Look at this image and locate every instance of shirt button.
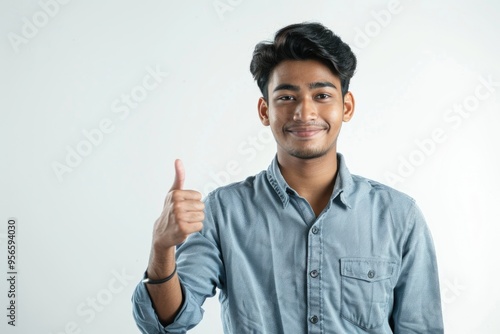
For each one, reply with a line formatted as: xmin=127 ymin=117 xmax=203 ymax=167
xmin=367 ymin=270 xmax=375 ymax=279
xmin=309 ymin=315 xmax=319 ymax=324
xmin=310 ymin=270 xmax=319 ymax=278
xmin=311 ymin=226 xmax=319 ymax=234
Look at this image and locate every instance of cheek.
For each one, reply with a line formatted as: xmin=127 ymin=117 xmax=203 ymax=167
xmin=267 ymin=110 xmax=281 ymax=125
xmin=270 ymin=114 xmax=288 ymax=130
xmin=267 ymin=116 xmax=285 ymax=136
xmin=270 ymin=106 xmax=291 ymax=120
xmin=324 ymin=107 xmax=344 ymax=121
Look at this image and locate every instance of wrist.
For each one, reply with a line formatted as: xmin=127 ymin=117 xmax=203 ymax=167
xmin=143 ymin=264 xmax=177 ymax=284
xmin=151 ymin=238 xmax=176 ymax=256
xmin=147 ymin=243 xmax=176 ymax=277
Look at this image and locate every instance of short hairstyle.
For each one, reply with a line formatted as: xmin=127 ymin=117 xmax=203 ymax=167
xmin=250 ymin=22 xmax=357 ymax=100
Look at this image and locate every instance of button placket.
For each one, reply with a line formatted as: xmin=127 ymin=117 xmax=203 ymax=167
xmin=307 ymin=221 xmax=322 ymax=332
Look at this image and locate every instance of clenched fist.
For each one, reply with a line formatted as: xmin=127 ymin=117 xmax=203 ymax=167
xmin=152 ymin=159 xmax=205 ymax=251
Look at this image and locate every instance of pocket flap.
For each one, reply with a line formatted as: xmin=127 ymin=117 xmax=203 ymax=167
xmin=341 ymin=258 xmax=396 ymax=282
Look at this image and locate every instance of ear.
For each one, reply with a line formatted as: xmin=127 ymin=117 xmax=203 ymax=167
xmin=342 ymin=91 xmax=355 ymax=122
xmin=258 ymin=97 xmax=270 ymax=126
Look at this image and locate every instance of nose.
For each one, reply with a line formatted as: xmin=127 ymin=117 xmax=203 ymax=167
xmin=293 ymin=97 xmax=317 ymax=122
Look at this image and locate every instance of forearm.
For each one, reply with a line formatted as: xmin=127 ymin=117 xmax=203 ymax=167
xmin=145 ymin=246 xmax=183 ymax=326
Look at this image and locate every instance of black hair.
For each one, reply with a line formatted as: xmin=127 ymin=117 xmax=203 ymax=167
xmin=250 ymin=22 xmax=357 ymax=100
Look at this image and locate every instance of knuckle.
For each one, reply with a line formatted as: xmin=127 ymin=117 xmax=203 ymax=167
xmin=177 ymin=223 xmax=190 ymax=235
xmin=171 ymin=190 xmax=183 ymax=200
xmin=176 ymin=212 xmax=188 ymax=222
xmin=172 ymin=201 xmax=184 ymax=212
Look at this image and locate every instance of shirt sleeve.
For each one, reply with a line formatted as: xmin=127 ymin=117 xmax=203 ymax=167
xmin=131 ymin=279 xmax=203 ymax=334
xmin=390 ymin=202 xmax=444 ymax=333
xmin=131 ymin=194 xmax=225 ymax=333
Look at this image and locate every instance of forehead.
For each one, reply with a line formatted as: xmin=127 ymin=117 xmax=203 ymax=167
xmin=268 ymin=59 xmax=340 ymax=87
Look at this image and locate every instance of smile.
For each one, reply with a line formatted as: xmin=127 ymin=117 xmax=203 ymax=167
xmin=285 ymin=127 xmax=326 ymax=138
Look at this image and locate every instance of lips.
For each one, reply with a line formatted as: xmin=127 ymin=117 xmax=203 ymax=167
xmin=285 ymin=125 xmax=327 ymax=138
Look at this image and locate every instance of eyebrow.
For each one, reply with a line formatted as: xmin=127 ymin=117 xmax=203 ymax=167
xmin=309 ymin=81 xmax=337 ymax=90
xmin=273 ymin=81 xmax=337 ymax=92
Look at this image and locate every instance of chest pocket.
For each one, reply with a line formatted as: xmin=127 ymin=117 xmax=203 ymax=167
xmin=340 ymin=257 xmax=397 ymax=330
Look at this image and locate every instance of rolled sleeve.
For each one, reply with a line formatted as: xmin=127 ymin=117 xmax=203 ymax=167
xmin=390 ymin=202 xmax=444 ymax=333
xmin=131 ymin=279 xmax=204 ymax=334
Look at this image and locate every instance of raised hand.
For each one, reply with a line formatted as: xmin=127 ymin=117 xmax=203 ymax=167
xmin=152 ymin=159 xmax=205 ymax=251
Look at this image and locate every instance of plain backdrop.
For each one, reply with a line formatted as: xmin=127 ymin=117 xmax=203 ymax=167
xmin=1 ymin=0 xmax=499 ymax=333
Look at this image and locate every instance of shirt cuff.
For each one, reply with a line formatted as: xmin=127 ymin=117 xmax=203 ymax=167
xmin=131 ymin=279 xmax=203 ymax=334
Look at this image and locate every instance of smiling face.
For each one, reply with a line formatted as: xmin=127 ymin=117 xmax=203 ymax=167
xmin=258 ymin=59 xmax=355 ymax=162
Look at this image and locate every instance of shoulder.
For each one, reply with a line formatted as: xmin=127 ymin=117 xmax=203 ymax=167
xmin=353 ymin=174 xmax=413 ymax=199
xmin=204 ymin=170 xmax=267 ymax=203
xmin=348 ymin=175 xmax=427 ymax=238
xmin=349 ymin=174 xmax=417 ymax=213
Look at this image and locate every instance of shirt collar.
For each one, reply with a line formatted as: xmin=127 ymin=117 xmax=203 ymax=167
xmin=266 ymin=153 xmax=354 ymax=209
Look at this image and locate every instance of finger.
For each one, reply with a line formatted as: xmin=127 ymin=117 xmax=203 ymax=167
xmin=177 ymin=200 xmax=205 ymax=212
xmin=170 ymin=159 xmax=185 ymax=191
xmin=171 ymin=201 xmax=204 ymax=217
xmin=178 ymin=221 xmax=204 ymax=235
xmin=175 ymin=211 xmax=205 ymax=223
xmin=171 ymin=190 xmax=203 ymax=201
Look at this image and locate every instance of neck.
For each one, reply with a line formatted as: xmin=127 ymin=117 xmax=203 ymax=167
xmin=277 ymin=151 xmax=339 ymax=215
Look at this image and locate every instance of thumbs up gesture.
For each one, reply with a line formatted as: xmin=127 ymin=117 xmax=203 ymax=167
xmin=152 ymin=159 xmax=205 ymax=251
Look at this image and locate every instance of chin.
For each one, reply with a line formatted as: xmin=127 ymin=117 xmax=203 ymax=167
xmin=289 ymin=149 xmax=328 ymax=160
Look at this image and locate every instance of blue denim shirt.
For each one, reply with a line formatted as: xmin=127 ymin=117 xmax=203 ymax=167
xmin=132 ymin=153 xmax=443 ymax=333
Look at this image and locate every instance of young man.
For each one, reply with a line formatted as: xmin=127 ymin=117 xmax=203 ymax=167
xmin=132 ymin=22 xmax=444 ymax=333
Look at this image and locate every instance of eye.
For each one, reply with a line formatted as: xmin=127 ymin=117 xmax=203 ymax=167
xmin=278 ymin=95 xmax=295 ymax=101
xmin=316 ymin=93 xmax=331 ymax=100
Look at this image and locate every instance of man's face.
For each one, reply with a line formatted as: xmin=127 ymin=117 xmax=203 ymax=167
xmin=258 ymin=59 xmax=355 ymax=161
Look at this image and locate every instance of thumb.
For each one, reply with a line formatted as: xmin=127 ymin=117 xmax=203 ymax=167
xmin=170 ymin=159 xmax=185 ymax=191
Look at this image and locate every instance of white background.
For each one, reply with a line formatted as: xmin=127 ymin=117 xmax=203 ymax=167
xmin=1 ymin=0 xmax=499 ymax=333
